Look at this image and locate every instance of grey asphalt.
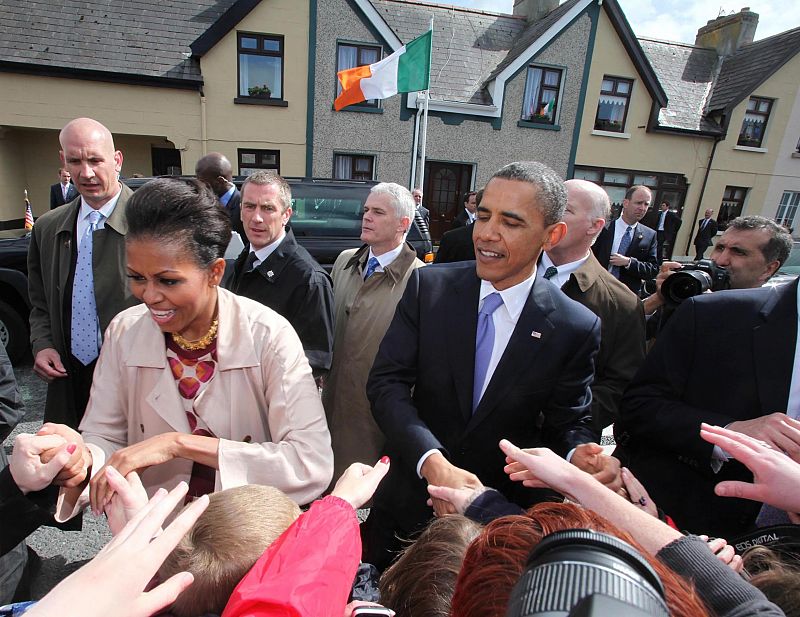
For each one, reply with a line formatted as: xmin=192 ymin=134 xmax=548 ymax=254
xmin=3 ymin=360 xmax=111 ymax=599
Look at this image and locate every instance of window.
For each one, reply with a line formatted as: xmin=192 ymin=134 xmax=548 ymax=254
xmin=238 ymin=33 xmax=283 ymax=101
xmin=719 ymin=186 xmax=748 ymax=229
xmin=521 ymin=66 xmax=562 ymax=124
xmin=334 ymin=154 xmax=374 ymax=181
xmin=738 ymin=96 xmax=772 ymax=147
xmin=337 ymin=43 xmax=381 ymax=106
xmin=238 ymin=149 xmax=280 ymax=176
xmin=776 ymin=191 xmax=800 ymax=229
xmin=594 ymin=76 xmax=633 ymax=132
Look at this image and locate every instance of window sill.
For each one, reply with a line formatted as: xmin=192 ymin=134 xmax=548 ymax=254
xmin=517 ymin=120 xmax=560 ymax=131
xmin=792 ymin=152 xmax=800 ymax=159
xmin=591 ymin=129 xmax=630 ymax=139
xmin=234 ymin=97 xmax=289 ymax=107
xmin=734 ymin=145 xmax=767 ymax=153
xmin=331 ymin=104 xmax=383 ymax=114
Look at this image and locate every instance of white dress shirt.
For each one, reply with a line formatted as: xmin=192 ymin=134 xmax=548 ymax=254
xmin=366 ymin=242 xmax=404 ymax=275
xmin=611 ymin=217 xmax=638 ymax=255
xmin=248 ymin=229 xmax=286 ymax=270
xmin=417 ymin=270 xmax=537 ymax=476
xmin=539 ymin=251 xmax=590 ymax=289
xmin=76 ymin=191 xmax=121 ymax=249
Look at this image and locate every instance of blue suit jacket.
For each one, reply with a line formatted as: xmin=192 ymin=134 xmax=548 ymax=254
xmin=592 ymin=220 xmax=659 ymax=296
xmin=365 ymin=262 xmax=600 ymax=553
xmin=615 ymin=280 xmax=798 ymax=538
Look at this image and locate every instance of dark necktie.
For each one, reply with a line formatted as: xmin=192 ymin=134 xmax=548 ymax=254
xmin=473 ymin=293 xmax=504 ymax=412
xmin=611 ymin=226 xmax=632 ymax=279
xmin=243 ymin=251 xmax=258 ymax=273
xmin=543 ymin=266 xmax=558 ymax=280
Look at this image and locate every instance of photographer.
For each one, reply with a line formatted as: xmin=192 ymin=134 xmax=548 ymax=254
xmin=642 ymin=216 xmax=792 ymax=336
xmin=615 ymin=224 xmax=797 ymax=537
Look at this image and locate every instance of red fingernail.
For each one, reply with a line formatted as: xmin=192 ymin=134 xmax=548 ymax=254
xmin=67 ymin=444 xmax=77 ymax=454
xmin=379 ymin=455 xmax=390 ymax=465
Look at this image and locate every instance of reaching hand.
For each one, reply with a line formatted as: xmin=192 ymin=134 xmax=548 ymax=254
xmin=9 ymin=433 xmax=75 ymax=494
xmin=725 ymin=413 xmax=800 ymax=462
xmin=420 ymin=453 xmax=481 ymax=516
xmin=500 ymin=439 xmax=585 ymax=501
xmin=620 ymin=467 xmax=658 ymax=518
xmin=103 ymin=467 xmax=150 ymax=536
xmin=569 ymin=443 xmax=624 ymax=495
xmin=701 ymin=423 xmax=800 ymax=514
xmin=699 ymin=535 xmax=743 ymax=573
xmin=331 ymin=457 xmax=391 ymax=509
xmin=426 ymin=484 xmax=487 ymax=515
xmin=26 ymin=482 xmax=208 ymax=617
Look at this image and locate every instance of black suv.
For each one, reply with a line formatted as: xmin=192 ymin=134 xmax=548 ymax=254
xmin=0 ymin=234 xmax=31 ymax=364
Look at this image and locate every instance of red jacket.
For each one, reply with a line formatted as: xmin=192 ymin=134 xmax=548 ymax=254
xmin=222 ymin=495 xmax=360 ymax=617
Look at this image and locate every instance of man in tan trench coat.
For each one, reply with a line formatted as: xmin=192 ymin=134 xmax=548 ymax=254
xmin=322 ymin=183 xmax=424 ymax=483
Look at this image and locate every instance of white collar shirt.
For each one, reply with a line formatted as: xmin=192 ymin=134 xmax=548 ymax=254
xmin=611 ymin=217 xmax=638 ymax=255
xmin=76 ymin=189 xmax=121 ymax=249
xmin=249 ymin=229 xmax=287 ymax=270
xmin=539 ymin=252 xmax=590 ymax=289
xmin=366 ymin=243 xmax=404 ymax=275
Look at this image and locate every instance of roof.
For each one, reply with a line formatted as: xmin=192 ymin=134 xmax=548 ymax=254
xmin=371 ymin=0 xmax=526 ymax=104
xmin=0 ymin=0 xmax=238 ymax=86
xmin=639 ymin=38 xmax=722 ymax=134
xmin=707 ymin=25 xmax=800 ymax=113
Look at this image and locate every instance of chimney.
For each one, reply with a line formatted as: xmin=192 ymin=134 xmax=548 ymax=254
xmin=695 ymin=7 xmax=759 ymax=56
xmin=513 ymin=0 xmax=558 ymax=22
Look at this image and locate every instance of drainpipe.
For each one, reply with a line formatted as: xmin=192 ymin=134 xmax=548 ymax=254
xmin=200 ymin=90 xmax=208 ymax=156
xmin=686 ymin=135 xmax=720 ymax=255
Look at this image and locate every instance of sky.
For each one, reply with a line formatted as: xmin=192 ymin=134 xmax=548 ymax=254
xmin=439 ymin=0 xmax=800 ymax=43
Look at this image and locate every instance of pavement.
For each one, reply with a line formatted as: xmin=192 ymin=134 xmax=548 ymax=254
xmin=3 ymin=360 xmax=111 ymax=600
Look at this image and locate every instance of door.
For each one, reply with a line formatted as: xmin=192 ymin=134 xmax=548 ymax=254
xmin=423 ymin=161 xmax=473 ymax=241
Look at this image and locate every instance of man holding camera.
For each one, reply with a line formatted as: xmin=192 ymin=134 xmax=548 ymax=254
xmin=615 ymin=216 xmax=793 ymax=538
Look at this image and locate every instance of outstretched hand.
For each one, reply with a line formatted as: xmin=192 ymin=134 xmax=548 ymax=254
xmin=701 ymin=423 xmax=800 ymax=514
xmin=501 ymin=439 xmax=585 ymax=501
xmin=26 ymin=482 xmax=208 ymax=617
xmin=570 ymin=443 xmax=624 ymax=494
xmin=103 ymin=467 xmax=150 ymax=536
xmin=331 ymin=457 xmax=391 ymax=509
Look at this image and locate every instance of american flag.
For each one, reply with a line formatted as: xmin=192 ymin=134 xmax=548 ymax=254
xmin=24 ymin=190 xmax=34 ymax=230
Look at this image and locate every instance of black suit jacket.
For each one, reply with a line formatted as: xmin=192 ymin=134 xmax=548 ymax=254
xmin=49 ymin=182 xmax=78 ymax=210
xmin=592 ymin=220 xmax=658 ymax=296
xmin=451 ymin=209 xmax=471 ymax=229
xmin=615 ymin=280 xmax=798 ymax=538
xmin=435 ymin=223 xmax=474 ymax=263
xmin=366 ymin=263 xmax=600 ymax=559
xmin=224 ymin=188 xmax=246 ymax=238
xmin=225 ymin=229 xmax=334 ymax=376
xmin=694 ymin=218 xmax=718 ymax=249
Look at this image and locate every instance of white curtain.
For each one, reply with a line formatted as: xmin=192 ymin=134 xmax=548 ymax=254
xmin=337 ymin=45 xmax=358 ymax=95
xmin=522 ymin=68 xmax=542 ymax=119
xmin=334 ymin=155 xmax=352 ymax=180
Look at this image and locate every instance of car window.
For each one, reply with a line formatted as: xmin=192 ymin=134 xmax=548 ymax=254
xmin=291 ymin=195 xmax=364 ymax=237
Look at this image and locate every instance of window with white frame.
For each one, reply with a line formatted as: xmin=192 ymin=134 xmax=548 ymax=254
xmin=776 ymin=191 xmax=800 ymax=229
xmin=521 ymin=66 xmax=562 ymax=124
xmin=334 ymin=154 xmax=374 ymax=181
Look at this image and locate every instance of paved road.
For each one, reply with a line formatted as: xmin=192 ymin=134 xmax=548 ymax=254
xmin=3 ymin=360 xmax=111 ymax=599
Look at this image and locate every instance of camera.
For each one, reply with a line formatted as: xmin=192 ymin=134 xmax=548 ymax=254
xmin=505 ymin=529 xmax=668 ymax=617
xmin=660 ymin=259 xmax=730 ymax=306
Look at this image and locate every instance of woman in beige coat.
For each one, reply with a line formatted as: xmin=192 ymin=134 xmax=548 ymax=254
xmin=50 ymin=178 xmax=332 ymax=518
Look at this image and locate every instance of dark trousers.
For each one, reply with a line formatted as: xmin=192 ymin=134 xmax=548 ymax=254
xmin=68 ymin=354 xmax=97 ymax=427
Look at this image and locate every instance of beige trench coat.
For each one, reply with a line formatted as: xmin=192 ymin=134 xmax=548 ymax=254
xmin=322 ymin=243 xmax=424 ymax=481
xmin=58 ymin=288 xmax=332 ymax=519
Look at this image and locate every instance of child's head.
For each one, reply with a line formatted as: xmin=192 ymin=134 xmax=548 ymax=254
xmin=160 ymin=484 xmax=301 ymax=617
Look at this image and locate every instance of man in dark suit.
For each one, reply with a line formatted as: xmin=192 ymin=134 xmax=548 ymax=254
xmin=541 ymin=180 xmax=645 ymax=431
xmin=592 ymin=185 xmax=658 ymax=296
xmin=451 ymin=190 xmax=477 ymax=229
xmin=694 ymin=208 xmax=719 ymax=259
xmin=49 ymin=168 xmax=78 ymax=210
xmin=226 ymin=172 xmax=334 ymax=378
xmin=655 ymin=201 xmax=682 ymax=261
xmin=412 ymin=188 xmax=429 ymax=227
xmin=435 ymin=223 xmax=474 ymax=263
xmin=28 ymin=118 xmax=138 ymax=428
xmin=615 ymin=276 xmax=798 ymax=539
xmin=195 ymin=152 xmax=246 ymax=238
xmin=364 ymin=162 xmax=608 ymax=570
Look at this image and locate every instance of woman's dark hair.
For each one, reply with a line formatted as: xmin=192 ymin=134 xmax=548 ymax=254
xmin=126 ymin=178 xmax=231 ymax=268
xmin=744 ymin=546 xmax=800 ymax=617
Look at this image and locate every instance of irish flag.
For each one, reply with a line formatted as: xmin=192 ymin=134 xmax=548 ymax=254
xmin=334 ymin=30 xmax=432 ymax=111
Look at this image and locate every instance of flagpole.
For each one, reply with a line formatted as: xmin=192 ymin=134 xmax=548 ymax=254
xmin=416 ymin=16 xmax=434 ymax=195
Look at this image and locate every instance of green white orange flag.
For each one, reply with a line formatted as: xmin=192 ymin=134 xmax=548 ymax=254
xmin=334 ymin=30 xmax=432 ymax=111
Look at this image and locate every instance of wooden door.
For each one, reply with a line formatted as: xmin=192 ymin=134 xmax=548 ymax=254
xmin=424 ymin=161 xmax=473 ymax=241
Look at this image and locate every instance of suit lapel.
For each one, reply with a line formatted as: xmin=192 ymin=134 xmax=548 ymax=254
xmin=625 ymin=227 xmax=643 ymax=257
xmin=445 ymin=272 xmax=481 ymax=422
xmin=753 ymin=281 xmax=797 ymax=414
xmin=466 ymin=280 xmax=556 ymax=432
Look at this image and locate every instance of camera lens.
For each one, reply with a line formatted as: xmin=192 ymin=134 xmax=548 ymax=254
xmin=662 ymin=270 xmax=712 ymax=305
xmin=505 ymin=529 xmax=668 ymax=617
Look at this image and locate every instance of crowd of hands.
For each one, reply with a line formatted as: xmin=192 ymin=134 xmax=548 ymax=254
xmin=8 ymin=421 xmax=800 ymax=617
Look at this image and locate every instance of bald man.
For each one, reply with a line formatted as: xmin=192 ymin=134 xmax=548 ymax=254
xmin=196 ymin=152 xmax=246 ymax=238
xmin=540 ymin=179 xmax=646 ymax=430
xmin=27 ymin=118 xmax=138 ymax=427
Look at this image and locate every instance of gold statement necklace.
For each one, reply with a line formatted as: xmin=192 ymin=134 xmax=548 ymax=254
xmin=171 ymin=317 xmax=219 ymax=351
